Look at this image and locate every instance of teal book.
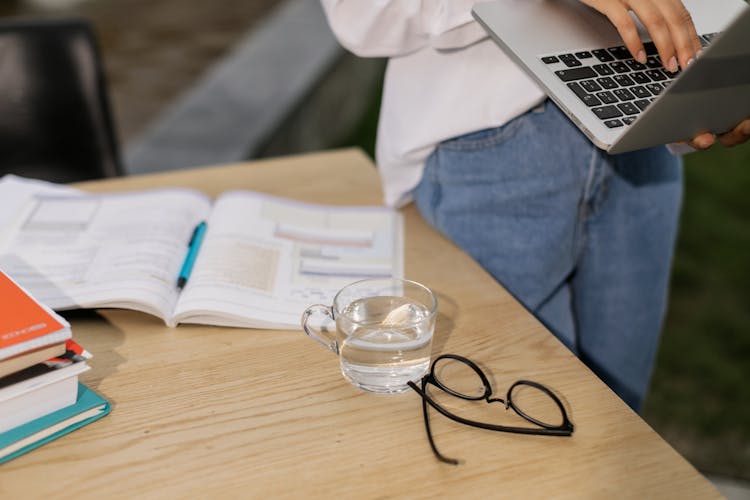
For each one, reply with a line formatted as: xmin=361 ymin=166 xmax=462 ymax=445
xmin=0 ymin=382 xmax=110 ymax=464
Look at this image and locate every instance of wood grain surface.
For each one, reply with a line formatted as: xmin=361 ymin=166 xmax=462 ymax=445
xmin=0 ymin=149 xmax=719 ymax=499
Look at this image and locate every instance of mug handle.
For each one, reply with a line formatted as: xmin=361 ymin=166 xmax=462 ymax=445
xmin=301 ymin=304 xmax=339 ymax=354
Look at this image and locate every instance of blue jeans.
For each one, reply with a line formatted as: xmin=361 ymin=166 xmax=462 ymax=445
xmin=413 ymin=101 xmax=682 ymax=411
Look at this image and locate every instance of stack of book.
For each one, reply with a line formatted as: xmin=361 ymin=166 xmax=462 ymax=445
xmin=0 ymin=270 xmax=109 ymax=464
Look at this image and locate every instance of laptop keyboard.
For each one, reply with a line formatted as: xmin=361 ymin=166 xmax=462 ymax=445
xmin=541 ymin=34 xmax=718 ymax=129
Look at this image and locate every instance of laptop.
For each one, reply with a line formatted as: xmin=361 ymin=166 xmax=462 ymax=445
xmin=472 ymin=0 xmax=750 ymax=153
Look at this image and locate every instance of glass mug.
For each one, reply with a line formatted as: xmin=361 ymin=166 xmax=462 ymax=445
xmin=301 ymin=278 xmax=438 ymax=394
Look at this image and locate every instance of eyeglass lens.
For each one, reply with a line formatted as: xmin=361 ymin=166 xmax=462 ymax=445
xmin=431 ymin=355 xmax=490 ymax=400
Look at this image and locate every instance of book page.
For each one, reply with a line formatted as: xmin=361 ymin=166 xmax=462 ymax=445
xmin=0 ymin=175 xmax=81 ymax=232
xmin=0 ymin=189 xmax=211 ymax=321
xmin=173 ymin=191 xmax=403 ymax=329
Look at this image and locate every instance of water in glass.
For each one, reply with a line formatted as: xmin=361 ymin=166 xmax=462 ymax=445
xmin=338 ymin=295 xmax=433 ymax=393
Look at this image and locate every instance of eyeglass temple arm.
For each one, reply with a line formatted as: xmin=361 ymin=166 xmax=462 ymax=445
xmin=412 ymin=380 xmax=461 ymax=465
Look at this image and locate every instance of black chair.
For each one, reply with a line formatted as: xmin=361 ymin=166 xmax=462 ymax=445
xmin=0 ymin=17 xmax=123 ymax=183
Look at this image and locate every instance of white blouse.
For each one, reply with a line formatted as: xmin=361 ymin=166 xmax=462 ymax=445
xmin=320 ymin=1 xmax=546 ymax=206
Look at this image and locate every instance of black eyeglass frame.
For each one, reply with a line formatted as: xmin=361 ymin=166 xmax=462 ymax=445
xmin=407 ymin=353 xmax=575 ymax=465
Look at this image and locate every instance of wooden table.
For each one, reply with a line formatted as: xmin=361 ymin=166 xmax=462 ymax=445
xmin=0 ymin=149 xmax=718 ymax=498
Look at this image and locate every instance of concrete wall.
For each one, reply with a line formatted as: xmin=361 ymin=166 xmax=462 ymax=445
xmin=124 ymin=0 xmax=385 ymax=175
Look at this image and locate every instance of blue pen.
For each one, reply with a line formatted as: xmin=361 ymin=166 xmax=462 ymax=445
xmin=177 ymin=221 xmax=207 ymax=289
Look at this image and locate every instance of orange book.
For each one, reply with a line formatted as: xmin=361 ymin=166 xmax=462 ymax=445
xmin=0 ymin=271 xmax=68 ymax=352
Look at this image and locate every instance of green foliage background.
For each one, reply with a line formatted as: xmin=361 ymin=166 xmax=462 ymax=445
xmin=643 ymin=142 xmax=750 ymax=479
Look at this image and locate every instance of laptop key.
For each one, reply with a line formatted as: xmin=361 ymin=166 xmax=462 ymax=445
xmin=643 ymin=41 xmax=658 ymax=56
xmin=593 ymin=63 xmax=614 ymax=76
xmin=592 ymin=49 xmax=614 ymax=62
xmin=580 ymin=80 xmax=602 ymax=92
xmin=646 ymin=83 xmax=663 ymax=95
xmin=566 ymin=82 xmax=588 ymax=99
xmin=607 ymin=46 xmax=631 ymax=60
xmin=610 ymin=61 xmax=630 ymax=73
xmin=575 ymin=51 xmax=593 ymax=59
xmin=567 ymin=83 xmax=602 ymax=107
xmin=645 ymin=69 xmax=667 ymax=81
xmin=604 ymin=119 xmax=624 ymax=128
xmin=592 ymin=105 xmax=623 ymax=119
xmin=596 ymin=76 xmax=618 ymax=89
xmin=581 ymin=94 xmax=602 ymax=107
xmin=622 ymin=116 xmax=638 ymax=125
xmin=631 ymin=72 xmax=651 ymax=84
xmin=634 ymin=99 xmax=651 ymax=111
xmin=614 ymin=74 xmax=636 ymax=86
xmin=625 ymin=59 xmax=647 ymax=71
xmin=541 ymin=56 xmax=560 ymax=64
xmin=646 ymin=56 xmax=662 ymax=68
xmin=559 ymin=53 xmax=581 ymax=67
xmin=617 ymin=102 xmax=640 ymax=115
xmin=555 ymin=67 xmax=597 ymax=81
xmin=613 ymin=88 xmax=636 ymax=101
xmin=596 ymin=91 xmax=618 ymax=104
xmin=631 ymin=86 xmax=651 ymax=99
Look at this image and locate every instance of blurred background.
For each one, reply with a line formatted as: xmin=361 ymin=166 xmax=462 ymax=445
xmin=1 ymin=0 xmax=747 ymax=490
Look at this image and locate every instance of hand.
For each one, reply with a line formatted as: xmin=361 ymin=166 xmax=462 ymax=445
xmin=581 ymin=0 xmax=750 ymax=150
xmin=580 ymin=0 xmax=701 ymax=72
xmin=687 ymin=118 xmax=750 ymax=149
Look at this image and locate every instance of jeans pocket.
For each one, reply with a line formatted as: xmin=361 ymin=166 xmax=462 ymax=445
xmin=438 ymin=116 xmax=525 ymax=152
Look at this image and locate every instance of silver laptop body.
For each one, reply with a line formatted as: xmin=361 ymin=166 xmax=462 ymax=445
xmin=472 ymin=0 xmax=750 ymax=153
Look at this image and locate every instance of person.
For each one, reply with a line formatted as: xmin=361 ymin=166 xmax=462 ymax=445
xmin=319 ymin=0 xmax=750 ymax=411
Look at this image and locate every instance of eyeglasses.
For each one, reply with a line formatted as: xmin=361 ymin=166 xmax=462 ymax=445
xmin=407 ymin=353 xmax=574 ymax=465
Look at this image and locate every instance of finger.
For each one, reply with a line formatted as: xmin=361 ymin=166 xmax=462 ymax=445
xmin=586 ymin=0 xmax=647 ymax=63
xmin=687 ymin=132 xmax=716 ymax=150
xmin=717 ymin=119 xmax=750 ymax=148
xmin=626 ymin=0 xmax=679 ymax=72
xmin=683 ymin=5 xmax=703 ymax=54
xmin=654 ymin=0 xmax=701 ymax=69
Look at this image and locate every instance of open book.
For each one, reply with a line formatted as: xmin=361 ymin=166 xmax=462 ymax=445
xmin=0 ymin=183 xmax=403 ymax=329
